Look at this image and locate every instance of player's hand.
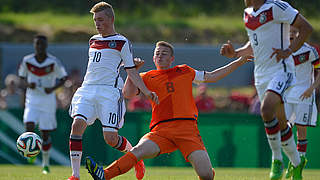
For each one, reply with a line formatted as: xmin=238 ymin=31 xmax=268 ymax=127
xmin=220 ymin=40 xmax=237 ymax=58
xmin=270 ymin=48 xmax=292 ymax=62
xmin=300 ymin=88 xmax=313 ymax=101
xmin=134 ymin=58 xmax=144 ymax=70
xmin=146 ymin=91 xmax=159 ymax=104
xmin=44 ymin=87 xmax=54 ymax=94
xmin=238 ymin=55 xmax=254 ymax=64
xmin=28 ymin=82 xmax=36 ymax=89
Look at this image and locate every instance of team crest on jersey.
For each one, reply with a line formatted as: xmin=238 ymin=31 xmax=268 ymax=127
xmin=299 ymin=55 xmax=306 ymax=63
xmin=108 ymin=41 xmax=117 ymax=48
xmin=293 ymin=51 xmax=310 ymax=66
xmin=245 ymin=7 xmax=273 ymax=30
xmin=259 ymin=13 xmax=267 ymax=24
xmin=90 ymin=40 xmax=126 ymax=52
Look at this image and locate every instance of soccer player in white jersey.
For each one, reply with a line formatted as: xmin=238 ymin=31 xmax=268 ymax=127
xmin=67 ymin=2 xmax=158 ymax=180
xmin=18 ymin=35 xmax=68 ymax=174
xmin=220 ymin=0 xmax=313 ymax=179
xmin=284 ymin=26 xmax=320 ymax=179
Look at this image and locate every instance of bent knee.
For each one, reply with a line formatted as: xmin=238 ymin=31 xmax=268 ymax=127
xmin=71 ymin=118 xmax=87 ymax=135
xmin=260 ymin=103 xmax=275 ymax=119
xmin=103 ymin=133 xmax=118 ymax=147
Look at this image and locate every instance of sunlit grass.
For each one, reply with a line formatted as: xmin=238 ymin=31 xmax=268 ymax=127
xmin=0 ymin=165 xmax=319 ymax=180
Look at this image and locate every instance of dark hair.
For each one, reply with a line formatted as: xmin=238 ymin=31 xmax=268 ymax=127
xmin=34 ymin=35 xmax=47 ymax=41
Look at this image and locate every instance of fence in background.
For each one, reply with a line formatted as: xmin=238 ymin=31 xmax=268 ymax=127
xmin=0 ymin=43 xmax=254 ymax=88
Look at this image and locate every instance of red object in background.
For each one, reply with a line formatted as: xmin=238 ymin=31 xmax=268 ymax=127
xmin=310 ymin=43 xmax=320 ymax=56
xmin=128 ymin=95 xmax=152 ymax=112
xmin=229 ymin=92 xmax=251 ymax=106
xmin=195 ymin=96 xmax=215 ymax=112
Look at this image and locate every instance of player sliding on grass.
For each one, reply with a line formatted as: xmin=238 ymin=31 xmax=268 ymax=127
xmin=85 ymin=41 xmax=252 ymax=180
xmin=220 ymin=0 xmax=313 ymax=179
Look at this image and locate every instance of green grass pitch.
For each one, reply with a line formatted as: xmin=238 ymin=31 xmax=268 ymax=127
xmin=0 ymin=165 xmax=319 ymax=180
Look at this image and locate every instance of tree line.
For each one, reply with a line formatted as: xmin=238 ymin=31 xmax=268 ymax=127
xmin=1 ymin=0 xmax=319 ymax=17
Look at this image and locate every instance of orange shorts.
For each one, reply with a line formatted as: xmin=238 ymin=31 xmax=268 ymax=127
xmin=142 ymin=120 xmax=206 ymax=161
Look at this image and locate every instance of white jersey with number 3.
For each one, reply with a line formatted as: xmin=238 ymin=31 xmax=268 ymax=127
xmin=244 ymin=0 xmax=299 ymax=84
xmin=82 ymin=34 xmax=135 ymax=88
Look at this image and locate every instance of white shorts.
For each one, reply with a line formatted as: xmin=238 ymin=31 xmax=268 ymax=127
xmin=69 ymin=85 xmax=126 ymax=131
xmin=23 ymin=107 xmax=57 ymax=131
xmin=255 ymin=72 xmax=294 ymax=102
xmin=285 ymin=102 xmax=318 ymax=127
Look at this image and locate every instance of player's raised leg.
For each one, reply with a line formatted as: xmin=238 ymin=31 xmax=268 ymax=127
xmin=102 ymin=130 xmax=145 ymax=179
xmin=188 ymin=150 xmax=214 ymax=180
xmin=86 ymin=138 xmax=159 ymax=180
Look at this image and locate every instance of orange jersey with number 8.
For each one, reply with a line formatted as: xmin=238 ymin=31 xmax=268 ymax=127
xmin=140 ymin=64 xmax=199 ymax=130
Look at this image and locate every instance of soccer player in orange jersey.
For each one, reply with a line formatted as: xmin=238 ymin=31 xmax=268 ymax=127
xmin=85 ymin=41 xmax=251 ymax=180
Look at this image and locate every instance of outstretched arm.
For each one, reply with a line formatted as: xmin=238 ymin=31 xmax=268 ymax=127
xmin=123 ymin=76 xmax=139 ymax=99
xmin=124 ymin=58 xmax=159 ymax=103
xmin=203 ymin=56 xmax=252 ymax=83
xmin=220 ymin=41 xmax=253 ymax=58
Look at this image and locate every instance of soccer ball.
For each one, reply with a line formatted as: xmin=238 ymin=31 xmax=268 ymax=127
xmin=16 ymin=132 xmax=42 ymax=158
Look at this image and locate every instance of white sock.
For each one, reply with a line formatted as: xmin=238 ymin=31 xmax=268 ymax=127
xmin=124 ymin=139 xmax=133 ymax=152
xmin=281 ymin=127 xmax=300 ymax=167
xmin=264 ymin=119 xmax=282 ymax=161
xmin=266 ymin=131 xmax=283 ymax=161
xmin=114 ymin=136 xmax=133 ymax=153
xmin=70 ymin=151 xmax=82 ymax=178
xmin=42 ymin=150 xmax=50 ymax=167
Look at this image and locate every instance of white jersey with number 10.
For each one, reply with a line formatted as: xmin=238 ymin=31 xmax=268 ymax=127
xmin=82 ymin=34 xmax=135 ymax=88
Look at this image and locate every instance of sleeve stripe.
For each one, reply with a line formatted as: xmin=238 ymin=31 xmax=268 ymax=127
xmin=274 ymin=1 xmax=288 ymax=10
xmin=290 ymin=13 xmax=299 ymax=25
xmin=311 ymin=46 xmax=320 ymax=59
xmin=124 ymin=66 xmax=136 ymax=69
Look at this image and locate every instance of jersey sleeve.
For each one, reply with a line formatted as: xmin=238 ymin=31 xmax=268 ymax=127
xmin=183 ymin=65 xmax=205 ymax=84
xmin=310 ymin=46 xmax=320 ymax=69
xmin=18 ymin=59 xmax=27 ymax=78
xmin=121 ymin=40 xmax=135 ymax=69
xmin=54 ymin=59 xmax=68 ymax=79
xmin=193 ymin=70 xmax=205 ymax=84
xmin=273 ymin=0 xmax=299 ymax=25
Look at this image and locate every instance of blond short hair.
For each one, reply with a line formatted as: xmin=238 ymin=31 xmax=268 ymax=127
xmin=90 ymin=2 xmax=114 ymax=19
xmin=156 ymin=41 xmax=174 ymax=56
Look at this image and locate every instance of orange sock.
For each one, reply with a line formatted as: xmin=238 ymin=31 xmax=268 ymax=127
xmin=104 ymin=152 xmax=138 ymax=179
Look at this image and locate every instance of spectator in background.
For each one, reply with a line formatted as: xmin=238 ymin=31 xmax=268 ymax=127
xmin=0 ymin=74 xmax=23 ymax=109
xmin=249 ymin=90 xmax=261 ymax=115
xmin=195 ymin=83 xmax=215 ymax=113
xmin=228 ymin=91 xmax=251 ymax=112
xmin=56 ymin=69 xmax=82 ymax=110
xmin=127 ymin=93 xmax=151 ymax=112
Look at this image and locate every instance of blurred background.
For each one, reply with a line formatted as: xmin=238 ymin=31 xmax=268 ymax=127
xmin=0 ymin=0 xmax=319 ymax=170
